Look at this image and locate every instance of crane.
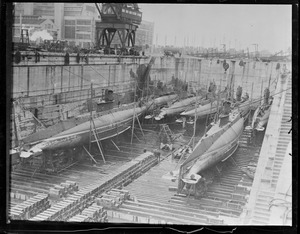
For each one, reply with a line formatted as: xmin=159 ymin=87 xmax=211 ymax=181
xmin=95 ymin=3 xmax=142 ymax=54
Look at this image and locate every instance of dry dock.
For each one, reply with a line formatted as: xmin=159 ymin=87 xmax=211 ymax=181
xmin=8 ymin=59 xmax=292 ymax=225
xmin=110 ymin=129 xmax=261 ymax=225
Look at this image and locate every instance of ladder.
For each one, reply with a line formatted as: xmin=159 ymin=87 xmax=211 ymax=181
xmin=158 ymin=124 xmax=174 ymax=144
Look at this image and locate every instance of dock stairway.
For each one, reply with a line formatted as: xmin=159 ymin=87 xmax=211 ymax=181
xmin=249 ymin=74 xmax=292 ymax=225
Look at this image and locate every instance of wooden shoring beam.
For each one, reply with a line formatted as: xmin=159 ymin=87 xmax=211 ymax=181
xmin=215 ymin=164 xmax=221 ymax=175
xmin=130 ymin=82 xmax=137 ymax=145
xmin=130 ymin=107 xmax=135 ymax=145
xmin=57 ymin=161 xmax=78 ymax=174
xmin=111 ymin=139 xmax=120 ymax=151
xmin=229 ymin=156 xmax=239 ymax=168
xmin=135 ymin=114 xmax=145 ymax=142
xmin=83 ymin=146 xmax=97 ymax=164
xmin=91 ymin=118 xmax=106 ymax=163
xmin=133 ymin=132 xmax=142 ymax=143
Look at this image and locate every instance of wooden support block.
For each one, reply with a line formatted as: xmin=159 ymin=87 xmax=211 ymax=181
xmin=82 ymin=210 xmax=97 ymax=219
xmin=96 ymin=197 xmax=115 ymax=209
xmin=111 ymin=189 xmax=130 ymax=199
xmin=17 ymin=204 xmax=29 ymax=213
xmin=91 ymin=203 xmax=103 ymax=213
xmin=168 ymin=186 xmax=178 ymax=192
xmin=102 ymin=194 xmax=121 ymax=205
xmin=54 ymin=185 xmax=66 ymax=197
xmin=9 ymin=211 xmax=21 ymax=220
xmin=19 ymin=193 xmax=26 ymax=200
xmin=49 ymin=193 xmax=61 ymax=200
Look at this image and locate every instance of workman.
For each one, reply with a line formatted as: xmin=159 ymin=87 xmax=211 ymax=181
xmin=35 ymin=50 xmax=40 ymax=63
xmin=64 ymin=52 xmax=70 ymax=65
xmin=15 ymin=49 xmax=21 ymax=64
xmin=153 ymin=149 xmax=161 ymax=162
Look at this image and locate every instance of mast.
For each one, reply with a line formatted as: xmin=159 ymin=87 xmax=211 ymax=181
xmin=260 ymin=79 xmax=264 ymax=106
xmin=267 ymin=62 xmax=274 ymax=90
xmin=131 ymin=79 xmax=137 ymax=145
xmin=192 ymin=91 xmax=198 ymax=148
xmin=228 ymin=60 xmax=236 ymax=101
xmin=248 ymin=82 xmax=254 ymax=126
xmin=204 ymin=97 xmax=214 ymax=135
xmin=89 ymin=83 xmax=93 ymax=152
xmin=215 ymin=75 xmax=223 ymax=123
xmin=192 ymin=60 xmax=202 ymax=148
xmin=13 ymin=102 xmax=21 ymax=148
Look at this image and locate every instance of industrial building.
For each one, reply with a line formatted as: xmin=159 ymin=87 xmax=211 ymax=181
xmin=13 ymin=3 xmax=154 ymax=49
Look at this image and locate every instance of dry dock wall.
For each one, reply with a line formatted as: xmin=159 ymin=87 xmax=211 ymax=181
xmin=12 ymin=54 xmax=287 ymax=106
xmin=12 ymin=54 xmax=148 ymax=106
xmin=150 ymin=56 xmax=286 ymax=99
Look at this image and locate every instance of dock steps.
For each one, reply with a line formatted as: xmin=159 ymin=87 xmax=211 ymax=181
xmin=21 ymin=152 xmax=158 ymax=221
xmin=121 ymin=127 xmax=262 ymax=224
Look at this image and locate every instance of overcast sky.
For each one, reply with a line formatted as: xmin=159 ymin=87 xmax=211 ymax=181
xmin=139 ymin=4 xmax=292 ymax=53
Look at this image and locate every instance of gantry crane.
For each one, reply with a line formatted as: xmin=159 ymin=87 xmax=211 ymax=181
xmin=95 ymin=3 xmax=142 ymax=52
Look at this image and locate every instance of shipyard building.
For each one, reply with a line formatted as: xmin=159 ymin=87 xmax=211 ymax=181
xmin=13 ymin=3 xmax=154 ymax=49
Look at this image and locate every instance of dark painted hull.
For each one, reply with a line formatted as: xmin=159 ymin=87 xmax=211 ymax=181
xmin=179 ymin=108 xmax=250 ymax=181
xmin=20 ymin=106 xmax=146 ymax=158
xmin=186 ymin=115 xmax=244 ymax=177
xmin=180 ymin=101 xmax=219 ymax=117
xmin=155 ymin=97 xmax=197 ymax=120
xmin=19 ymin=94 xmax=179 ymax=158
xmin=44 ymin=114 xmax=135 ymax=151
xmin=254 ymin=107 xmax=271 ymax=131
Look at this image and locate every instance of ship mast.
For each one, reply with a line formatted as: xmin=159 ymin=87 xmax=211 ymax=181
xmin=131 ymin=79 xmax=137 ymax=145
xmin=248 ymin=82 xmax=254 ymax=126
xmin=192 ymin=60 xmax=202 ymax=148
xmin=192 ymin=89 xmax=198 ymax=149
xmin=89 ymin=83 xmax=93 ymax=152
xmin=215 ymin=75 xmax=223 ymax=123
xmin=267 ymin=62 xmax=274 ymax=90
